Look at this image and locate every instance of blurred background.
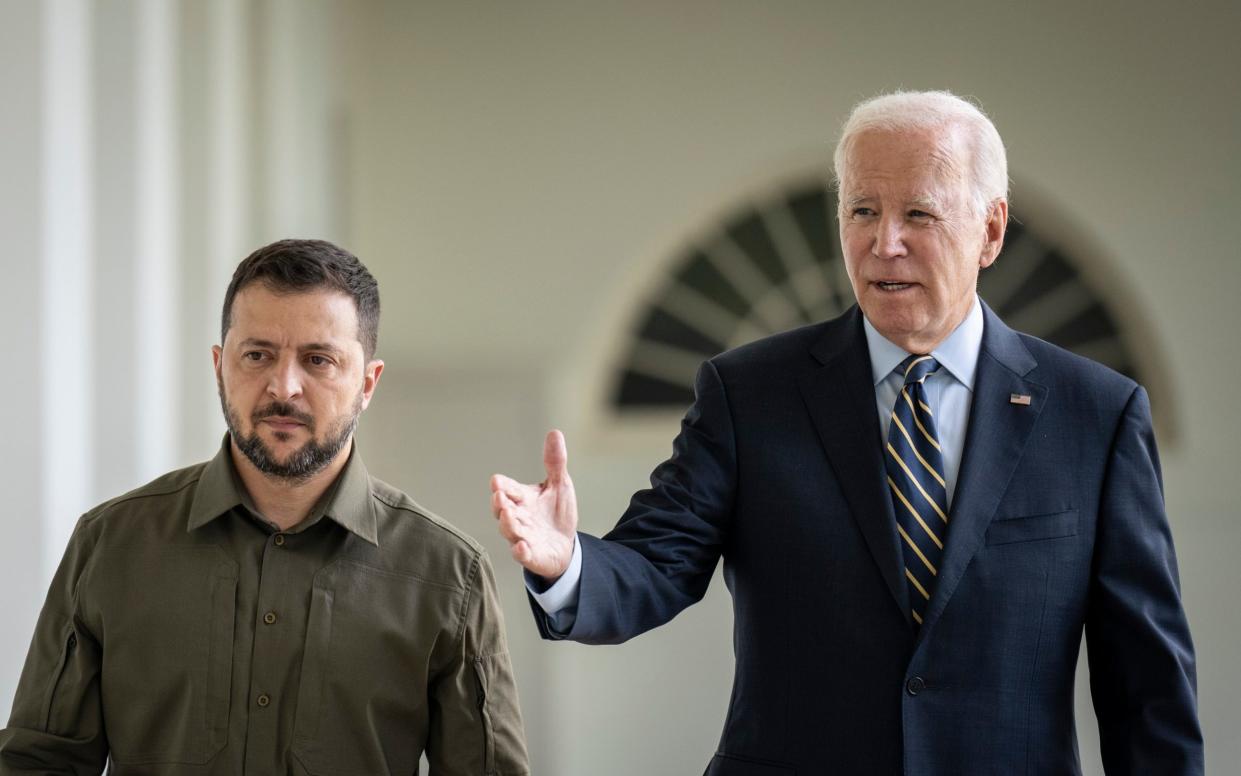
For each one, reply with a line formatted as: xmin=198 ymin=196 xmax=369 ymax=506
xmin=2 ymin=1 xmax=1238 ymax=773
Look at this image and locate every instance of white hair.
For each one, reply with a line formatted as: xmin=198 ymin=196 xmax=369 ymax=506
xmin=832 ymin=90 xmax=1008 ymax=217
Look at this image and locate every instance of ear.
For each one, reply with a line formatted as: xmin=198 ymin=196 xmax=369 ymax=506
xmin=978 ymin=199 xmax=1008 ymax=269
xmin=360 ymin=359 xmax=385 ymax=410
xmin=212 ymin=345 xmax=224 ymax=381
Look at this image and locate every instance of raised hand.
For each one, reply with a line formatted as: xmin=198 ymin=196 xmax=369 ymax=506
xmin=490 ymin=429 xmax=579 ymax=580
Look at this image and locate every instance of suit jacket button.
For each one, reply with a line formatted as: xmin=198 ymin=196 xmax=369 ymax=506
xmin=906 ymin=676 xmax=925 ymax=696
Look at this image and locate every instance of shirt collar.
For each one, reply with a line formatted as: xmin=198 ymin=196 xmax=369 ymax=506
xmin=187 ymin=434 xmax=379 ymax=546
xmin=863 ymin=295 xmax=984 ymax=390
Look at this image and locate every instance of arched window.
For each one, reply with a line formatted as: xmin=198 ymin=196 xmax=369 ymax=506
xmin=607 ymin=176 xmax=1174 ymax=441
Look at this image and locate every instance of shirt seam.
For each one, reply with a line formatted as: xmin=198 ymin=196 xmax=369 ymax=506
xmin=328 ymin=558 xmax=468 ymax=594
xmin=81 ymin=473 xmax=204 ymax=525
xmin=370 ymin=490 xmax=480 ymax=549
xmin=454 ymin=551 xmax=483 ymax=653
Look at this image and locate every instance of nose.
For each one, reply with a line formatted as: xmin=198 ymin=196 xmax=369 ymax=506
xmin=266 ymin=355 xmax=304 ymax=401
xmin=872 ymin=214 xmax=907 ymax=259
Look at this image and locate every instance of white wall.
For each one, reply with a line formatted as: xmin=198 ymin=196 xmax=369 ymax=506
xmin=0 ymin=0 xmax=46 ymax=705
xmin=3 ymin=1 xmax=1237 ymax=774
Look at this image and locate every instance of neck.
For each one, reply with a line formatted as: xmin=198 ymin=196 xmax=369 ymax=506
xmin=229 ymin=437 xmax=352 ymax=531
xmin=878 ymin=298 xmax=977 ymax=355
xmin=893 ymin=334 xmax=947 ymax=355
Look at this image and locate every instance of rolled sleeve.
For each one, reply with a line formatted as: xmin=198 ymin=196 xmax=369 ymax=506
xmin=0 ymin=516 xmax=108 ymax=774
xmin=427 ymin=552 xmax=529 ymax=776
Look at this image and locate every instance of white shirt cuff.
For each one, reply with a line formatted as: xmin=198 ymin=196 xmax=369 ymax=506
xmin=525 ymin=533 xmax=582 ymax=616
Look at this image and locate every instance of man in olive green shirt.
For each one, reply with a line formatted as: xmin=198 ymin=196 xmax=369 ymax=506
xmin=0 ymin=240 xmax=529 ymax=775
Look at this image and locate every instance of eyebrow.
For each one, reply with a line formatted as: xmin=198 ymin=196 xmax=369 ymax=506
xmin=239 ymin=338 xmax=346 ymax=355
xmin=843 ymin=194 xmax=944 ymax=210
xmin=909 ymin=195 xmax=944 ymax=210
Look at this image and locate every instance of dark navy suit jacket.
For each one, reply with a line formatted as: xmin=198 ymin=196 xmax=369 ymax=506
xmin=534 ymin=304 xmax=1202 ymax=775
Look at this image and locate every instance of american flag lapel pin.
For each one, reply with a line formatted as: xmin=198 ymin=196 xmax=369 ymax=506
xmin=1009 ymin=393 xmax=1032 ymax=406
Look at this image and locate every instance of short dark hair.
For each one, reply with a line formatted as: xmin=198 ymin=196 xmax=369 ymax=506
xmin=221 ymin=239 xmax=380 ymax=359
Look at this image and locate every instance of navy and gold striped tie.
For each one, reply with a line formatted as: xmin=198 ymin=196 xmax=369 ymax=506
xmin=886 ymin=355 xmax=949 ymax=627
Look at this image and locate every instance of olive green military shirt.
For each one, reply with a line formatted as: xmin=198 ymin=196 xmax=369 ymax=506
xmin=0 ymin=438 xmax=529 ymax=775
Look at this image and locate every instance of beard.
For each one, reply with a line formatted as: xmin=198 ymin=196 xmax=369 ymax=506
xmin=218 ymin=379 xmax=362 ymax=483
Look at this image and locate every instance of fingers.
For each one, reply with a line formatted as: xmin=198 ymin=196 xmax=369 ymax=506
xmin=496 ymin=510 xmax=522 ymax=544
xmin=494 ymin=495 xmax=529 ymax=542
xmin=490 ymin=473 xmax=529 ymax=505
xmin=490 ymin=473 xmax=519 ymax=496
xmin=491 ymin=483 xmax=515 ymax=508
xmin=543 ymin=429 xmax=568 ymax=483
xmin=491 ymin=432 xmax=572 ymax=576
xmin=497 ymin=507 xmax=538 ymax=572
xmin=491 ymin=470 xmax=535 ymax=556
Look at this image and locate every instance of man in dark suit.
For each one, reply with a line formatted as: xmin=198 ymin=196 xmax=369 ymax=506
xmin=491 ymin=91 xmax=1202 ymax=775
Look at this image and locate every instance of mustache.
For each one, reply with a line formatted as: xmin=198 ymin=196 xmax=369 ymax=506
xmin=252 ymin=402 xmax=315 ymax=427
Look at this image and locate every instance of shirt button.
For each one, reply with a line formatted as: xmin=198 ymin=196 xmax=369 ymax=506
xmin=274 ymin=534 xmax=286 ymax=547
xmin=257 ymin=693 xmax=271 ymax=708
xmin=906 ymin=676 xmax=926 ymax=696
xmin=263 ymin=611 xmax=277 ymax=625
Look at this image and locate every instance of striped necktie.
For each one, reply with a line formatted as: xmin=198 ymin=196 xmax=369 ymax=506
xmin=885 ymin=354 xmax=949 ymax=627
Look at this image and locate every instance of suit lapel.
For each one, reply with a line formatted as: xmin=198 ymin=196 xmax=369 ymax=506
xmin=919 ymin=303 xmax=1046 ymax=636
xmin=798 ymin=308 xmax=909 ymax=620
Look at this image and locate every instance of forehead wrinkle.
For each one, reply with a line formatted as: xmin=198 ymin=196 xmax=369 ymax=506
xmin=920 ymin=125 xmax=973 ymax=184
xmin=841 ymin=126 xmax=969 ymax=186
xmin=924 ymin=147 xmax=967 ymax=185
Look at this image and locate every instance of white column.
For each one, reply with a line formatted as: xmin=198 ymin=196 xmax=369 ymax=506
xmin=206 ymin=0 xmax=251 ymax=333
xmin=261 ymin=0 xmax=342 ymax=240
xmin=183 ymin=0 xmax=253 ymax=456
xmin=133 ymin=0 xmax=179 ymax=482
xmin=0 ymin=0 xmax=48 ymax=717
xmin=41 ymin=0 xmax=94 ymax=581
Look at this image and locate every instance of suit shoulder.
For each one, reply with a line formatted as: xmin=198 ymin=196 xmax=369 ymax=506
xmin=1017 ymin=332 xmax=1137 ymax=392
xmin=1012 ymin=332 xmax=1143 ymax=421
xmin=80 ymin=461 xmax=208 ymax=527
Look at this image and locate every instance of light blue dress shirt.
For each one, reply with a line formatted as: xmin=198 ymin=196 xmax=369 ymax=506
xmin=528 ymin=297 xmax=986 ymax=627
xmin=864 ymin=295 xmax=982 ymax=507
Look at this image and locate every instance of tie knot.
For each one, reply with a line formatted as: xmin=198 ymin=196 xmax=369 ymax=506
xmin=898 ymin=355 xmax=940 ymax=385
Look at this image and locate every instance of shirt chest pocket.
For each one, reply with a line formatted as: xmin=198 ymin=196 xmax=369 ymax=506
xmin=291 ymin=561 xmax=463 ymax=776
xmin=90 ymin=545 xmax=237 ymax=765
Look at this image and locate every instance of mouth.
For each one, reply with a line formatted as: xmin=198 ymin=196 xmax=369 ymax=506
xmin=260 ymin=417 xmax=307 ymax=432
xmin=874 ymin=280 xmax=918 ymax=292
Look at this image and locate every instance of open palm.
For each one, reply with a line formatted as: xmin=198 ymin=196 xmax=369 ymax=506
xmin=490 ymin=429 xmax=579 ymax=580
